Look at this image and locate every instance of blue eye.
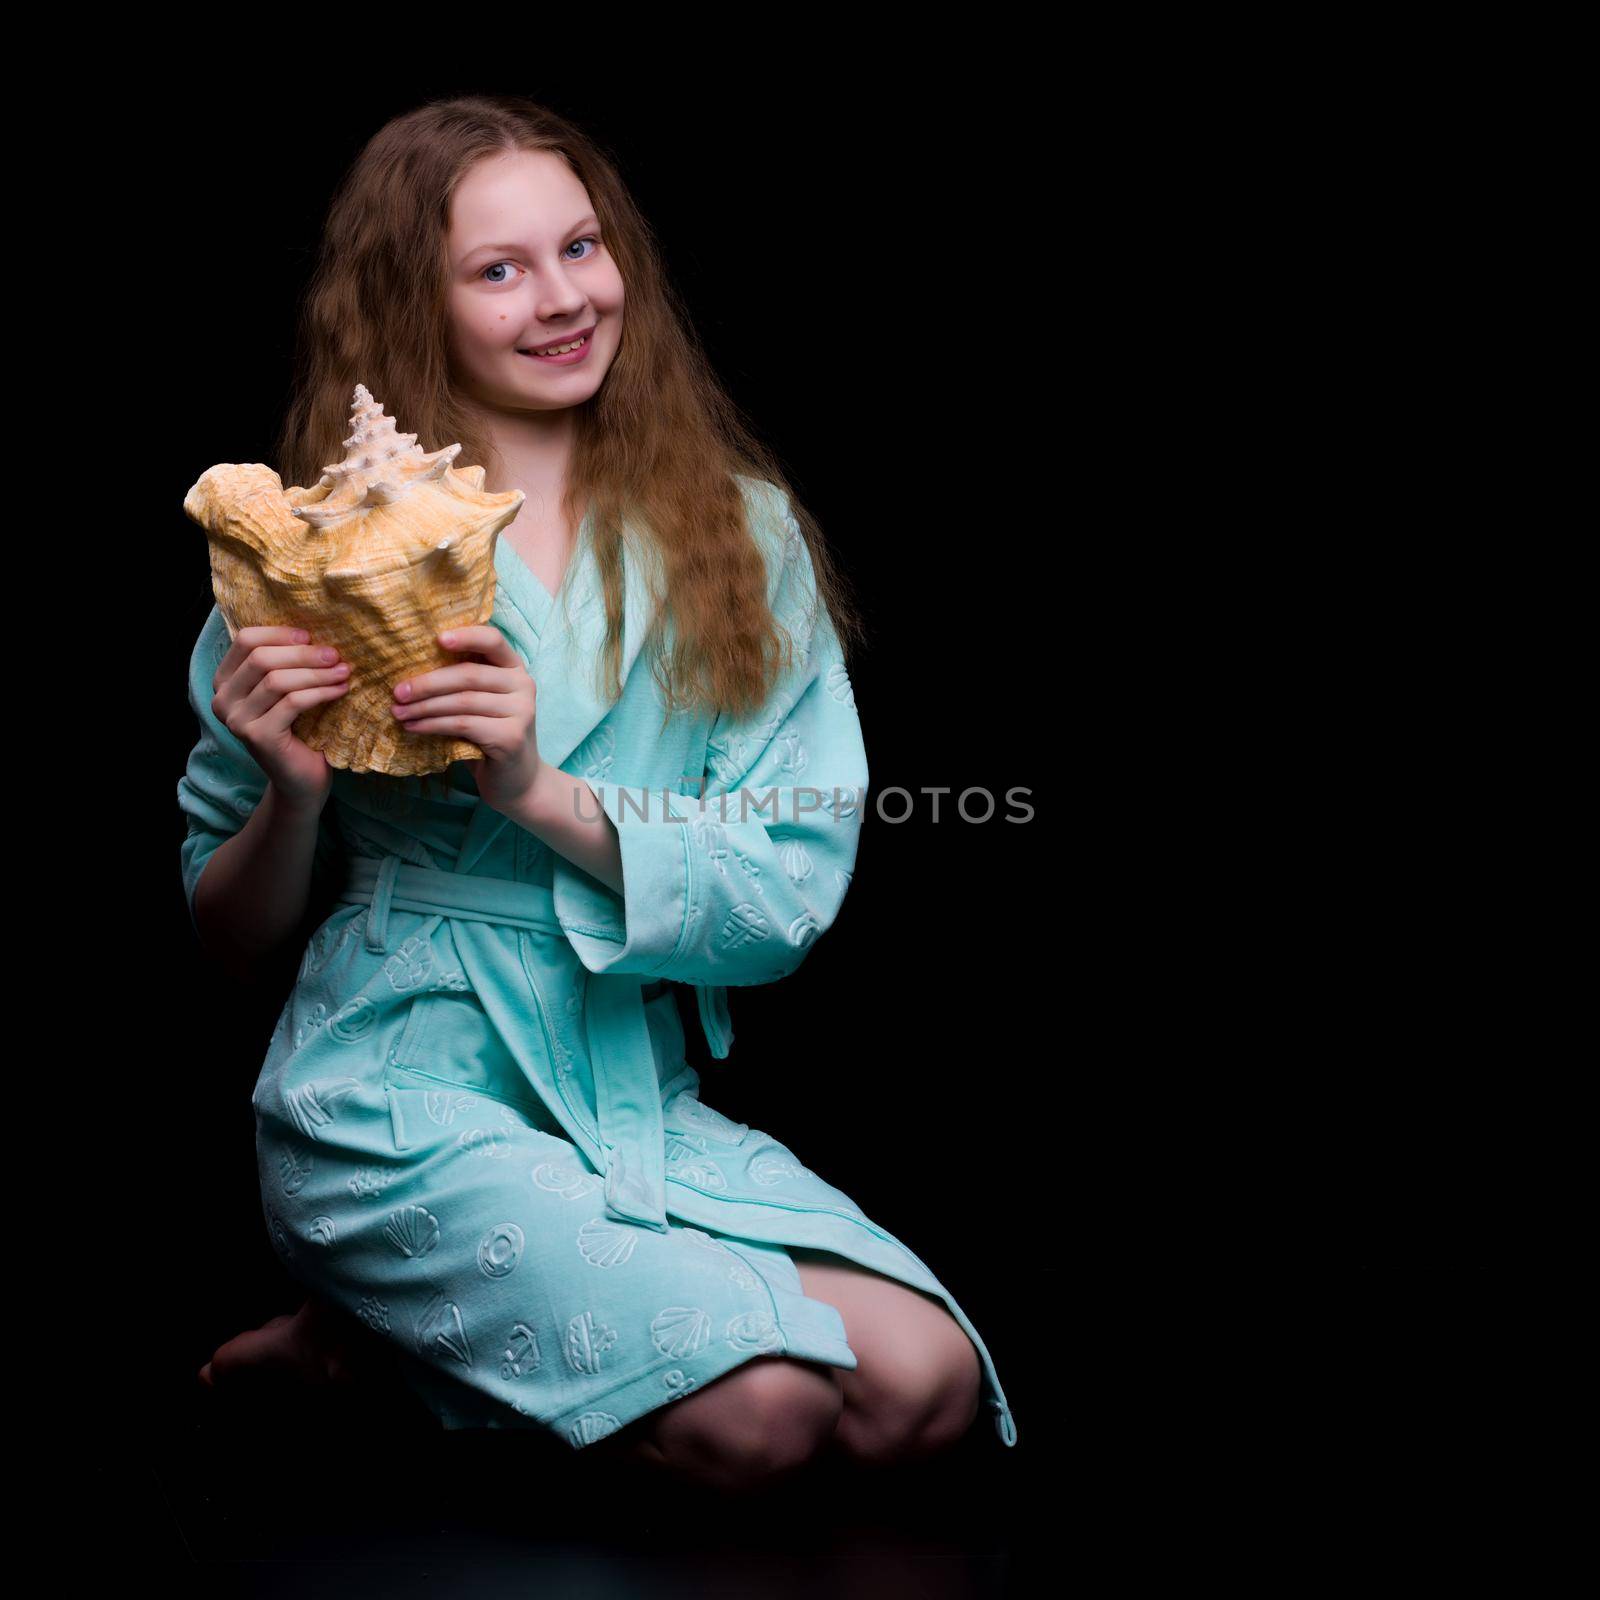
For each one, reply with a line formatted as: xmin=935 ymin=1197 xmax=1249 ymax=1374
xmin=480 ymin=236 xmax=600 ymax=283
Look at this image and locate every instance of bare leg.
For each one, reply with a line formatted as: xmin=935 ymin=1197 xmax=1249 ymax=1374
xmin=614 ymin=1359 xmax=845 ymax=1492
xmin=584 ymin=1411 xmax=673 ymax=1473
xmin=616 ymin=1435 xmax=671 ymax=1470
xmin=584 ymin=1357 xmax=842 ymax=1491
xmin=791 ymin=1249 xmax=982 ymax=1465
xmin=198 ymin=1292 xmax=394 ymax=1390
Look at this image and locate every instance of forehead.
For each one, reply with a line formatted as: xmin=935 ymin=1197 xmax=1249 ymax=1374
xmin=449 ymin=149 xmax=592 ymax=240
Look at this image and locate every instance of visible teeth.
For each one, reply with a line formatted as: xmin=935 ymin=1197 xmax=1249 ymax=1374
xmin=529 ymin=335 xmax=587 ymax=356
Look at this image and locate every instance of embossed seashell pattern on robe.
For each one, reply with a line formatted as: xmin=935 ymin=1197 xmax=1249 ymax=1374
xmin=182 ymin=384 xmax=525 ymax=776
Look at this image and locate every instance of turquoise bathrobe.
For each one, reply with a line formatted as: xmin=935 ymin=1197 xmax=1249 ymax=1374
xmin=176 ymin=475 xmax=1018 ymax=1451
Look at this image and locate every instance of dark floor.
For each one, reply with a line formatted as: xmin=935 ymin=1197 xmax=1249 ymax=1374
xmin=105 ymin=1357 xmax=1033 ymax=1597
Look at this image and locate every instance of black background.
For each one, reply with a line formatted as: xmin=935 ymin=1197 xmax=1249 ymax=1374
xmin=52 ymin=45 xmax=1525 ymax=1588
xmin=92 ymin=62 xmax=1073 ymax=1582
xmin=155 ymin=91 xmax=1058 ymax=1369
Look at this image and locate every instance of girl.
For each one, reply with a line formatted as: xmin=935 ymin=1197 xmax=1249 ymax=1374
xmin=179 ymin=93 xmax=1018 ymax=1491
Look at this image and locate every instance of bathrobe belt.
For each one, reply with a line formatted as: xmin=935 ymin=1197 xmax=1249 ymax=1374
xmin=337 ymin=852 xmax=673 ymax=1235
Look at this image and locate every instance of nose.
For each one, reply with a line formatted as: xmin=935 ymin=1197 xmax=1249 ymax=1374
xmin=530 ymin=264 xmax=588 ymax=322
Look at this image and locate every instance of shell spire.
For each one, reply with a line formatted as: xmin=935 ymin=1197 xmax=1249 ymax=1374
xmin=292 ymin=384 xmax=463 ymax=527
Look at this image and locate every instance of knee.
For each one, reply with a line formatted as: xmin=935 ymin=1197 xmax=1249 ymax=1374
xmin=922 ymin=1336 xmax=983 ymax=1452
xmin=652 ymin=1357 xmax=844 ymax=1488
xmin=837 ymin=1330 xmax=983 ymax=1466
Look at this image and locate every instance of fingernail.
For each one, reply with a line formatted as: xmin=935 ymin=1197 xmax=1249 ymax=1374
xmin=440 ymin=632 xmax=455 ymax=645
xmin=396 ymin=683 xmax=411 ymax=701
xmin=320 ymin=647 xmax=338 ymax=663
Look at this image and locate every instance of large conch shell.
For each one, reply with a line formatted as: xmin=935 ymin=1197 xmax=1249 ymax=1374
xmin=183 ymin=385 xmax=524 ymax=776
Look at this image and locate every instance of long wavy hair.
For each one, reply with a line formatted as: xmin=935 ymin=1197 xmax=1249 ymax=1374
xmin=274 ymin=93 xmax=865 ymax=730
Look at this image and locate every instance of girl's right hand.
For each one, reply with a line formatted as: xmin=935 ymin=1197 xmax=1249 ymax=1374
xmin=211 ymin=625 xmax=352 ymax=811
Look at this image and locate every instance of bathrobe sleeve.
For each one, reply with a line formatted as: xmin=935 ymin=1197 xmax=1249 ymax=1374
xmin=175 ymin=604 xmax=342 ymax=937
xmin=553 ymin=492 xmax=867 ymax=988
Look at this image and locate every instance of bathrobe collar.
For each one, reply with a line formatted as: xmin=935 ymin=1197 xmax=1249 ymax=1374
xmin=454 ymin=506 xmax=658 ymax=876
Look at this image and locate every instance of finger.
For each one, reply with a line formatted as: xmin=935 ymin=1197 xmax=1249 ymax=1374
xmin=217 ymin=626 xmax=311 ymax=689
xmin=222 ymin=641 xmax=344 ymax=701
xmin=246 ymin=678 xmax=352 ymax=741
xmin=392 ymin=714 xmax=501 ymax=739
xmin=232 ymin=665 xmax=351 ymax=727
xmin=216 ymin=657 xmax=344 ymax=723
xmin=438 ymin=625 xmax=514 ymax=663
xmin=393 ymin=691 xmax=520 ymax=722
xmin=394 ymin=662 xmax=518 ymax=703
xmin=237 ymin=625 xmax=311 ymax=647
xmin=247 ymin=660 xmax=350 ymax=707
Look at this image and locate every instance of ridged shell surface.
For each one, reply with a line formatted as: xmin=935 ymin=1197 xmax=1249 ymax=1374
xmin=182 ymin=384 xmax=525 ymax=776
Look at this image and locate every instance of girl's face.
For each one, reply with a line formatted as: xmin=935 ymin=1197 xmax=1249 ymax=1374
xmin=445 ymin=149 xmax=624 ymax=414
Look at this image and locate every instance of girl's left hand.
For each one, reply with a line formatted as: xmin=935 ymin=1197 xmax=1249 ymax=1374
xmin=390 ymin=626 xmax=543 ymax=815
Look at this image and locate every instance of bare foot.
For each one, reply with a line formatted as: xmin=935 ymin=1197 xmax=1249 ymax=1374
xmin=198 ymin=1294 xmax=391 ymax=1391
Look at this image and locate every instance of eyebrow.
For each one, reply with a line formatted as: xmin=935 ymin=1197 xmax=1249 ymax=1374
xmin=457 ymin=216 xmax=600 ymax=268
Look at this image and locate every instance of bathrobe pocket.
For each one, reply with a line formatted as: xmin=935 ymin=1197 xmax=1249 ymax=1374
xmin=384 ymin=988 xmax=563 ymax=1135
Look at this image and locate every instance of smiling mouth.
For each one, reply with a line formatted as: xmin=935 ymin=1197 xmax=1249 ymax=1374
xmin=517 ymin=328 xmax=594 ymax=357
